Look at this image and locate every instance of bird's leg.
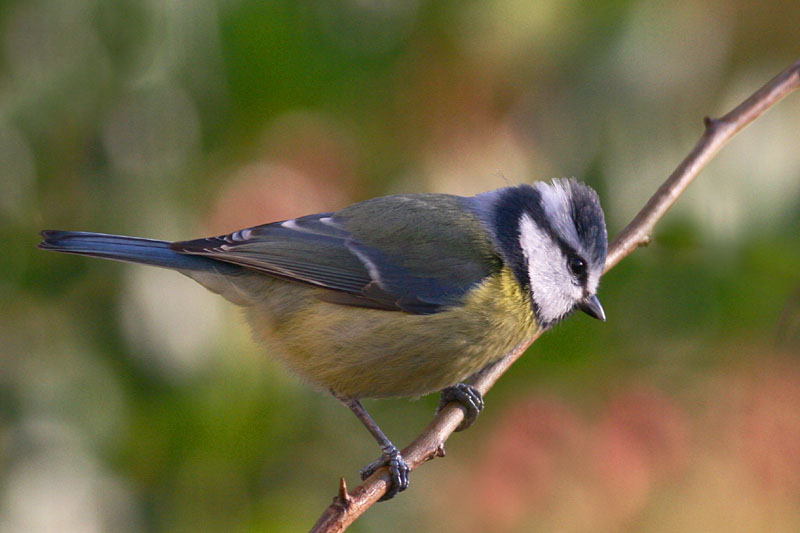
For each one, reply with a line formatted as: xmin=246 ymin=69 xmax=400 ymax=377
xmin=436 ymin=383 xmax=484 ymax=432
xmin=333 ymin=393 xmax=410 ymax=501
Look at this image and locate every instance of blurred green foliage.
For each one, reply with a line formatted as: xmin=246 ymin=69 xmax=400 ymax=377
xmin=2 ymin=0 xmax=800 ymax=531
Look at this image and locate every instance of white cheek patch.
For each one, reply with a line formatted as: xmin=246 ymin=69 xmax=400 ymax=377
xmin=519 ymin=214 xmax=583 ymax=325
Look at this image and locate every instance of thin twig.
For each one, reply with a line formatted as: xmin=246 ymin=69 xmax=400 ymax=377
xmin=604 ymin=59 xmax=800 ymax=271
xmin=310 ymin=59 xmax=800 ymax=533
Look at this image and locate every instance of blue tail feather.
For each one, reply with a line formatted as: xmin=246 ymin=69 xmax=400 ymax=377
xmin=39 ymin=231 xmax=242 ymax=274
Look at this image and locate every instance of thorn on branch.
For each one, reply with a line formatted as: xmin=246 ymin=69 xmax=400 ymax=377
xmin=703 ymin=116 xmax=719 ymax=130
xmin=337 ymin=478 xmax=352 ymax=508
xmin=422 ymin=442 xmax=447 ymax=464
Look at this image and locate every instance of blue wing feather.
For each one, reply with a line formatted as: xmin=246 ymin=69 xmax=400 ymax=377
xmin=171 ymin=197 xmax=499 ymax=314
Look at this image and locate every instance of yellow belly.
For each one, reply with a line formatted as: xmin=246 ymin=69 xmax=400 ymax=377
xmin=235 ymin=267 xmax=538 ymax=398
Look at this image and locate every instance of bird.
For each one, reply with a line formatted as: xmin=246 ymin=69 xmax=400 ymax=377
xmin=39 ymin=177 xmax=608 ymax=500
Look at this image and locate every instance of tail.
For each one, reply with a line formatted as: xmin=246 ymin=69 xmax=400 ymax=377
xmin=39 ymin=231 xmax=242 ymax=274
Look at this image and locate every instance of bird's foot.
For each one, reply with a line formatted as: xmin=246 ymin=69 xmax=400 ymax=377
xmin=360 ymin=444 xmax=410 ymax=501
xmin=437 ymin=383 xmax=484 ymax=432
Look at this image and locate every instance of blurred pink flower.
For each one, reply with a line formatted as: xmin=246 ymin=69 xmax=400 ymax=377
xmin=589 ymin=386 xmax=690 ymax=526
xmin=441 ymin=385 xmax=691 ymax=531
xmin=207 ymin=112 xmax=359 ymax=234
xmin=207 ymin=162 xmax=351 ymax=234
xmin=728 ymin=359 xmax=800 ymax=494
xmin=451 ymin=396 xmax=582 ymax=531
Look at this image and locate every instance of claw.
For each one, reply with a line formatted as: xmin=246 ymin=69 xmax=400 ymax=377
xmin=437 ymin=383 xmax=484 ymax=432
xmin=360 ymin=445 xmax=410 ymax=501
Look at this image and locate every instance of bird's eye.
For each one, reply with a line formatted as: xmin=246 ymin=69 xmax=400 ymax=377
xmin=568 ymin=256 xmax=586 ymax=277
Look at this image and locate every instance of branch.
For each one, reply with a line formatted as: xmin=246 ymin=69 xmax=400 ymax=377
xmin=311 ymin=59 xmax=800 ymax=533
xmin=604 ymin=59 xmax=800 ymax=271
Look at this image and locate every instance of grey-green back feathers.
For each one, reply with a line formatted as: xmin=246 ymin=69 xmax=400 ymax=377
xmin=174 ymin=180 xmax=607 ymax=327
xmin=172 ymin=193 xmax=500 ymax=314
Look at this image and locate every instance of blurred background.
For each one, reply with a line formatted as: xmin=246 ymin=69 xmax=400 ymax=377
xmin=2 ymin=0 xmax=800 ymax=531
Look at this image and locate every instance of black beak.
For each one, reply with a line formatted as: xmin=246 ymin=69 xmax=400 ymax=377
xmin=579 ymin=294 xmax=606 ymax=322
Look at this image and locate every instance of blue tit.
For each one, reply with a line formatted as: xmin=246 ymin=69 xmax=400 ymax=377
xmin=39 ymin=178 xmax=607 ymax=500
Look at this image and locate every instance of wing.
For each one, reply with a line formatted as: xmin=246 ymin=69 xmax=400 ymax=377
xmin=170 ymin=194 xmax=501 ymax=314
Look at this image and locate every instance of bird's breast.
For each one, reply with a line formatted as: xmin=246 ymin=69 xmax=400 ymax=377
xmin=244 ymin=267 xmax=539 ymax=398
